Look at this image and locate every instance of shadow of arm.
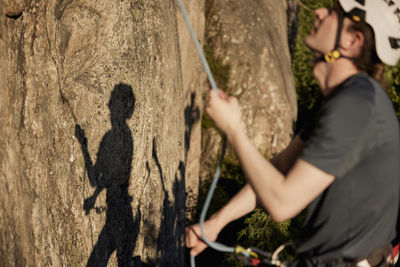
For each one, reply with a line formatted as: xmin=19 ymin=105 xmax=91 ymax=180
xmin=83 ymin=185 xmax=104 ymax=214
xmin=75 ymin=124 xmax=98 ymax=187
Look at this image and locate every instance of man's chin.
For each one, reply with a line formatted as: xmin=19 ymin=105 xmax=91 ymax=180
xmin=306 ymin=47 xmax=322 ymax=58
xmin=313 ymin=51 xmax=323 ymax=58
xmin=304 ymin=39 xmax=320 ymax=54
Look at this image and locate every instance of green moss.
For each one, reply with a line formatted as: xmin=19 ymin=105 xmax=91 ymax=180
xmin=204 ymin=44 xmax=231 ymax=91
xmin=201 ymin=112 xmax=215 ymax=129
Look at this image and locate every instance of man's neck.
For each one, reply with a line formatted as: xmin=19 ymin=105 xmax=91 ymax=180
xmin=313 ymin=58 xmax=361 ymax=96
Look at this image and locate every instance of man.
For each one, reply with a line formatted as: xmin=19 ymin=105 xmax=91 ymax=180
xmin=186 ymin=0 xmax=400 ymax=265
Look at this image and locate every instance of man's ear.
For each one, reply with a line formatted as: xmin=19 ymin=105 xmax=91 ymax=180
xmin=340 ymin=28 xmax=365 ymax=58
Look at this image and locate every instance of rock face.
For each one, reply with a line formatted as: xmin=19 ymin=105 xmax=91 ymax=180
xmin=2 ymin=0 xmax=28 ymax=17
xmin=176 ymin=0 xmax=207 ymax=221
xmin=0 ymin=0 xmax=206 ymax=266
xmin=0 ymin=0 xmax=296 ymax=265
xmin=201 ymin=0 xmax=297 ymax=181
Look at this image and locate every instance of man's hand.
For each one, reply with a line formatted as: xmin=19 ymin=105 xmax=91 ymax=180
xmin=206 ymin=90 xmax=245 ymax=139
xmin=186 ymin=219 xmax=221 ymax=257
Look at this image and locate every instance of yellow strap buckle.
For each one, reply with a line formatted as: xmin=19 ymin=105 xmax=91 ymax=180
xmin=234 ymin=245 xmax=259 ymax=259
xmin=324 ymin=50 xmax=341 ymax=63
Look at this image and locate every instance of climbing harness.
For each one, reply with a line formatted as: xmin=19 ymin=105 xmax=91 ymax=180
xmin=176 ymin=1 xmax=291 ymax=266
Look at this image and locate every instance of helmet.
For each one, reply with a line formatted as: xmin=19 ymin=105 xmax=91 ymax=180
xmin=338 ymin=0 xmax=400 ymax=66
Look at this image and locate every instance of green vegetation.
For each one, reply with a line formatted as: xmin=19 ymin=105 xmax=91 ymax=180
xmin=204 ymin=44 xmax=231 ymax=91
xmin=385 ymin=65 xmax=400 ymax=118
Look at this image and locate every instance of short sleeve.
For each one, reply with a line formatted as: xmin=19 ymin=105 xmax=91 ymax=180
xmin=300 ymin=90 xmax=376 ymax=178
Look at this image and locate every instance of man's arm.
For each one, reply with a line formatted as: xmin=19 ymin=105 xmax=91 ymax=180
xmin=75 ymin=124 xmax=98 ymax=187
xmin=186 ymin=182 xmax=257 ymax=256
xmin=186 ymin=134 xmax=306 ymax=256
xmin=270 ymin=135 xmax=306 ymax=175
xmin=228 ymin=129 xmax=334 ymax=222
xmin=213 ymin=134 xmax=306 ymax=226
xmin=206 ymin=90 xmax=334 ymax=222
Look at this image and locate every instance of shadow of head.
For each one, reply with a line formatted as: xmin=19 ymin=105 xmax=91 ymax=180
xmin=109 ymin=83 xmax=135 ymax=122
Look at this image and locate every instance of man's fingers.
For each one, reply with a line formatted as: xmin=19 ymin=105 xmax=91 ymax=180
xmin=186 ymin=226 xmax=209 ymax=256
xmin=186 ymin=227 xmax=201 ymax=247
xmin=190 ymin=242 xmax=208 ymax=256
xmin=209 ymin=89 xmax=228 ymax=101
xmin=229 ymin=96 xmax=239 ymax=105
xmin=218 ymin=89 xmax=228 ymax=100
xmin=185 ymin=227 xmax=196 ymax=247
xmin=191 ymin=227 xmax=204 ymax=241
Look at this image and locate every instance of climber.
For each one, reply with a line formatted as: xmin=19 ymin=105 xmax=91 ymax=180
xmin=186 ymin=0 xmax=400 ymax=266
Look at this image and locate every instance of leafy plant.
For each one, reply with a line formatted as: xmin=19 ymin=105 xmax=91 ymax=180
xmin=385 ymin=64 xmax=400 ymax=118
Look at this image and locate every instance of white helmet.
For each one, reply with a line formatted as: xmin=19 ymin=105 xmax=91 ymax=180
xmin=338 ymin=0 xmax=400 ymax=66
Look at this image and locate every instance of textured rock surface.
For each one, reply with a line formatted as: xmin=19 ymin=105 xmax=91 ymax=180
xmin=0 ymin=0 xmax=296 ymax=265
xmin=201 ymin=0 xmax=297 ymax=180
xmin=0 ymin=0 xmax=206 ymax=266
xmin=176 ymin=0 xmax=207 ymax=221
xmin=1 ymin=0 xmax=29 ymax=17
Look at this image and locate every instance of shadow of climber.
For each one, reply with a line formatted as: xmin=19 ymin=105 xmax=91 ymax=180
xmin=75 ymin=83 xmax=141 ymax=267
xmin=147 ymin=137 xmax=186 ymax=266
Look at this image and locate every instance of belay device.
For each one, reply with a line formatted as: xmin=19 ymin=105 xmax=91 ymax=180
xmin=175 ymin=0 xmax=290 ymax=266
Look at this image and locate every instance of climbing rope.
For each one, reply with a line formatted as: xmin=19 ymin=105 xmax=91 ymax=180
xmin=176 ymin=1 xmax=293 ymax=266
xmin=176 ymin=0 xmax=218 ymax=93
xmin=175 ymin=0 xmax=233 ymax=265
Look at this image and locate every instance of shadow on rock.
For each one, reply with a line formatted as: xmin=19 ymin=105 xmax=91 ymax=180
xmin=75 ymin=83 xmax=141 ymax=267
xmin=143 ymin=138 xmax=186 ymax=266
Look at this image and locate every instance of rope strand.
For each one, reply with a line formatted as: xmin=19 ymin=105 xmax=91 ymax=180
xmin=175 ymin=1 xmax=232 ymax=266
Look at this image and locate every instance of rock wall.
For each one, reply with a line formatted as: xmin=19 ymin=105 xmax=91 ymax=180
xmin=176 ymin=0 xmax=207 ymax=221
xmin=0 ymin=0 xmax=206 ymax=266
xmin=0 ymin=0 xmax=297 ymax=265
xmin=201 ymin=0 xmax=297 ymax=182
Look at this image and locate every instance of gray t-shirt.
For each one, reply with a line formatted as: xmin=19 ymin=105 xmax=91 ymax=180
xmin=297 ymin=72 xmax=400 ymax=260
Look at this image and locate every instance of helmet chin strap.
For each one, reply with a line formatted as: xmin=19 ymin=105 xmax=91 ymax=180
xmin=315 ymin=10 xmax=346 ymax=64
